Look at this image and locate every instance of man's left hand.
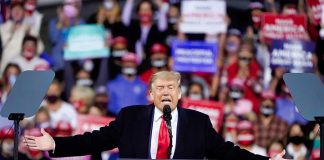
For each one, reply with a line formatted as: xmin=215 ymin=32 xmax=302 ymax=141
xmin=271 ymin=150 xmax=291 ymax=160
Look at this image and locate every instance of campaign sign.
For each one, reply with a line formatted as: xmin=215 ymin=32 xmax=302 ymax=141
xmin=172 ymin=40 xmax=218 ymax=73
xmin=182 ymin=97 xmax=224 ymax=131
xmin=307 ymin=0 xmax=324 ymax=25
xmin=64 ymin=24 xmax=109 ymax=60
xmin=270 ymin=40 xmax=315 ymax=73
xmin=261 ymin=13 xmax=307 ymax=41
xmin=180 ymin=0 xmax=226 ymax=34
xmin=75 ymin=114 xmax=115 ymax=134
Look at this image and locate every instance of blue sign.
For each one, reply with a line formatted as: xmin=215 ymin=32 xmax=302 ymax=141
xmin=172 ymin=40 xmax=218 ymax=73
xmin=270 ymin=40 xmax=315 ymax=73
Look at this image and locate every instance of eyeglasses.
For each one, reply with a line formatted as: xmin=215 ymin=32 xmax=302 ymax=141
xmin=238 ymin=57 xmax=253 ymax=61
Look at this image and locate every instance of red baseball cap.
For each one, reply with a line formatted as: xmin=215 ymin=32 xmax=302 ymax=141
xmin=261 ymin=89 xmax=275 ymax=100
xmin=150 ymin=43 xmax=167 ymax=55
xmin=121 ymin=53 xmax=137 ymax=64
xmin=112 ymin=36 xmax=128 ymax=46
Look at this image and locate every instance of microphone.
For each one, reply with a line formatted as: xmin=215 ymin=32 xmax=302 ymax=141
xmin=163 ymin=105 xmax=173 ymax=159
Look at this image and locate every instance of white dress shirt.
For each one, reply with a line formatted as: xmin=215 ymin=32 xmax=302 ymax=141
xmin=150 ymin=107 xmax=178 ymax=159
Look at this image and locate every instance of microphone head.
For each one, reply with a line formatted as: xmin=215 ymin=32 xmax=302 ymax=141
xmin=163 ymin=105 xmax=172 ymax=121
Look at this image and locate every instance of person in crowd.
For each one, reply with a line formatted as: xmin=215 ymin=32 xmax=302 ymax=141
xmin=0 ymin=2 xmax=43 ymax=73
xmin=236 ymin=120 xmax=267 ymax=156
xmin=140 ymin=43 xmax=169 ymax=84
xmin=223 ymin=78 xmax=245 ymax=114
xmin=88 ymin=105 xmax=107 ymax=117
xmin=222 ymin=112 xmax=239 ymax=143
xmin=227 ymin=48 xmax=261 ymax=113
xmin=24 ymin=71 xmax=288 ymax=160
xmin=255 ymin=95 xmax=289 ymax=148
xmin=44 ymin=80 xmax=77 ymax=129
xmin=121 ymin=0 xmax=169 ymax=64
xmin=69 ymin=85 xmax=95 ymax=114
xmin=275 ymin=84 xmax=308 ymax=125
xmin=106 ymin=53 xmax=147 ymax=116
xmin=285 ymin=123 xmax=309 ymax=160
xmin=268 ymin=141 xmax=286 ymax=158
xmin=165 ymin=3 xmax=180 ymax=46
xmin=48 ymin=0 xmax=84 ymax=71
xmin=23 ymin=0 xmax=43 ymax=37
xmin=93 ymin=85 xmax=111 ymax=117
xmin=0 ymin=63 xmax=21 ymax=103
xmin=185 ymin=81 xmax=205 ymax=101
xmin=87 ymin=0 xmax=125 ymax=37
xmin=109 ymin=36 xmax=129 ymax=80
xmin=309 ymin=124 xmax=320 ymax=160
xmin=223 ymin=28 xmax=242 ymax=67
xmin=0 ymin=127 xmax=14 ymax=160
xmin=10 ymin=35 xmax=49 ymax=71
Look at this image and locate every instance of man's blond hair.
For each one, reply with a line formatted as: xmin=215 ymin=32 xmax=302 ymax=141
xmin=149 ymin=71 xmax=181 ymax=90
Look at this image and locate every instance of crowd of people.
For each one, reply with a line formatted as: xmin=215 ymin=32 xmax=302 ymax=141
xmin=0 ymin=0 xmax=323 ymax=159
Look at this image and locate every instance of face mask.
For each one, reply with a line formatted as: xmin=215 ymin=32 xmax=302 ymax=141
xmin=46 ymin=95 xmax=60 ymax=104
xmin=239 ymin=58 xmax=251 ymax=66
xmin=237 ymin=133 xmax=254 ymax=146
xmin=38 ymin=122 xmax=51 ymax=129
xmin=22 ymin=50 xmax=35 ymax=61
xmin=225 ymin=119 xmax=237 ymax=132
xmin=151 ymin=59 xmax=167 ymax=68
xmin=2 ymin=142 xmax=14 ymax=155
xmin=168 ymin=17 xmax=178 ymax=24
xmin=122 ymin=67 xmax=137 ymax=76
xmin=260 ymin=106 xmax=274 ymax=117
xmin=283 ymin=8 xmax=297 ymax=15
xmin=63 ymin=4 xmax=78 ymax=19
xmin=112 ymin=49 xmax=127 ymax=58
xmin=139 ymin=13 xmax=152 ymax=24
xmin=76 ymin=79 xmax=93 ymax=87
xmin=289 ymin=136 xmax=304 ymax=145
xmin=103 ymin=1 xmax=114 ymax=10
xmin=229 ymin=90 xmax=243 ymax=100
xmin=226 ymin=42 xmax=239 ymax=53
xmin=189 ymin=93 xmax=202 ymax=100
xmin=95 ymin=102 xmax=108 ymax=108
xmin=8 ymin=75 xmax=17 ymax=86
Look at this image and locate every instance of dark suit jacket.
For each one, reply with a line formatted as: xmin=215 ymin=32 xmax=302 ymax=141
xmin=49 ymin=105 xmax=269 ymax=159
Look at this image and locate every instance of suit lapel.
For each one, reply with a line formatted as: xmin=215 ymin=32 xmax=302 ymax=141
xmin=132 ymin=105 xmax=154 ymax=158
xmin=173 ymin=107 xmax=188 ymax=158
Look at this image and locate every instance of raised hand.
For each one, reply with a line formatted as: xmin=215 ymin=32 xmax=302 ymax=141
xmin=24 ymin=128 xmax=55 ymax=151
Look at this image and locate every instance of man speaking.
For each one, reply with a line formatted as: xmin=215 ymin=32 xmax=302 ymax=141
xmin=25 ymin=71 xmax=288 ymax=160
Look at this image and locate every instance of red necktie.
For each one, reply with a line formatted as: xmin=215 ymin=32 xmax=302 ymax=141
xmin=156 ymin=118 xmax=170 ymax=159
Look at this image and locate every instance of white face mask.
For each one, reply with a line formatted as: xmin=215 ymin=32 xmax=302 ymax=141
xmin=2 ymin=142 xmax=14 ymax=155
xmin=103 ymin=1 xmax=114 ymax=10
xmin=76 ymin=79 xmax=93 ymax=87
xmin=151 ymin=59 xmax=167 ymax=68
xmin=189 ymin=93 xmax=202 ymax=100
xmin=122 ymin=67 xmax=137 ymax=76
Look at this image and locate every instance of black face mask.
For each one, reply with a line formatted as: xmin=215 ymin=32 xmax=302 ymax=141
xmin=95 ymin=102 xmax=108 ymax=109
xmin=289 ymin=136 xmax=304 ymax=145
xmin=46 ymin=95 xmax=60 ymax=104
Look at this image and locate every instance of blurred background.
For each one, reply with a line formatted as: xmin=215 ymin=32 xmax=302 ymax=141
xmin=0 ymin=0 xmax=323 ymax=159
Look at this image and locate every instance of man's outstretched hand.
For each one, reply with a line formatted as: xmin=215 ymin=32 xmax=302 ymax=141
xmin=271 ymin=150 xmax=291 ymax=160
xmin=24 ymin=128 xmax=55 ymax=151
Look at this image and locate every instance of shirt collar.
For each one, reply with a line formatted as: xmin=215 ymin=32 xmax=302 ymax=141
xmin=154 ymin=106 xmax=178 ymax=123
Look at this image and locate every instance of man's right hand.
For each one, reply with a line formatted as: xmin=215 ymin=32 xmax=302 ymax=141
xmin=24 ymin=128 xmax=55 ymax=151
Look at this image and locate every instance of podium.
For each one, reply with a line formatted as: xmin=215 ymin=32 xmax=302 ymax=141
xmin=0 ymin=71 xmax=55 ymax=160
xmin=283 ymin=73 xmax=324 ymax=160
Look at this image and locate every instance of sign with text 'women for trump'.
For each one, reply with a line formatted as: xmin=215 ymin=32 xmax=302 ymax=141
xmin=171 ymin=40 xmax=218 ymax=73
xmin=270 ymin=40 xmax=315 ymax=73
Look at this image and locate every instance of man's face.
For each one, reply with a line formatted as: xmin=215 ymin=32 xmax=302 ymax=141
xmin=150 ymin=78 xmax=181 ymax=111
